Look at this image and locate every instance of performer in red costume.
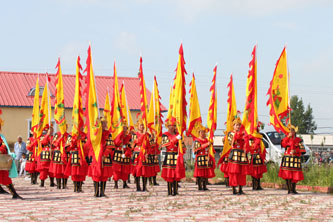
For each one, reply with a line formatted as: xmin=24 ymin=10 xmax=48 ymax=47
xmin=49 ymin=126 xmax=70 ymax=189
xmin=0 ymin=111 xmax=22 ymax=199
xmin=112 ymin=124 xmax=132 ymax=189
xmin=148 ymin=133 xmax=160 ymax=186
xmin=37 ymin=126 xmax=55 ymax=187
xmin=219 ymin=133 xmax=232 ymax=188
xmin=160 ymin=119 xmax=185 ymax=196
xmin=64 ymin=132 xmax=89 ymax=193
xmin=193 ymin=124 xmax=215 ymax=191
xmin=131 ymin=119 xmax=153 ymax=192
xmin=278 ymin=124 xmax=305 ymax=194
xmin=89 ymin=118 xmax=112 ymax=197
xmin=246 ymin=127 xmax=267 ymax=191
xmin=26 ymin=136 xmax=38 ymax=185
xmin=226 ymin=118 xmax=248 ymax=195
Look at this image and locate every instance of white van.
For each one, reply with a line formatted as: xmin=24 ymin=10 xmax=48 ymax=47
xmin=261 ymin=131 xmax=312 ymax=165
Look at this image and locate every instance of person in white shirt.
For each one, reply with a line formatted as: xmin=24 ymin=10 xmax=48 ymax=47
xmin=19 ymin=153 xmax=27 ymax=177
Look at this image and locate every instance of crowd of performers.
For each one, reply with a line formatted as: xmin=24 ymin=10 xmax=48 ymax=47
xmin=0 ymin=117 xmax=306 ymax=199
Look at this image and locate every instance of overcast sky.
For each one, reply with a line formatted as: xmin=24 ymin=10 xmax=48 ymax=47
xmin=1 ymin=0 xmax=332 ymax=134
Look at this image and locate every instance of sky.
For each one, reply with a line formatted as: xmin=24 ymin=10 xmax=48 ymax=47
xmin=1 ymin=0 xmax=333 ymax=134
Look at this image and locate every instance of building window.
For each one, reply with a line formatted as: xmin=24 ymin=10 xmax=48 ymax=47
xmin=27 ymin=87 xmax=54 ymax=97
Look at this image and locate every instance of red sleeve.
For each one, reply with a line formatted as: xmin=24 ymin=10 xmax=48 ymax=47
xmin=41 ymin=134 xmax=50 ymax=146
xmin=281 ymin=137 xmax=290 ymax=148
xmin=0 ymin=145 xmax=7 ymax=154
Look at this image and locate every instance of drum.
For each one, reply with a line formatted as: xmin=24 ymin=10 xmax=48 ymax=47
xmin=0 ymin=154 xmax=12 ymax=170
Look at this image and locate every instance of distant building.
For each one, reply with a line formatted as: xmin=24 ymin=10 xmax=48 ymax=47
xmin=301 ymin=134 xmax=333 ymax=152
xmin=0 ymin=71 xmax=166 ymax=144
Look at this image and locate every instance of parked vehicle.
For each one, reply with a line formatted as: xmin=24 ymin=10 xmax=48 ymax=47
xmin=261 ymin=131 xmax=312 ymax=165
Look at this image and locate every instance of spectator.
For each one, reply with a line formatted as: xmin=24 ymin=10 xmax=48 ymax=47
xmin=14 ymin=136 xmax=27 ymax=172
xmin=19 ymin=153 xmax=27 ymax=177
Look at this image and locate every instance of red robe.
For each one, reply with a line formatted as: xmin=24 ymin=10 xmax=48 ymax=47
xmin=193 ymin=138 xmax=215 ymax=178
xmin=247 ymin=136 xmax=267 ymax=179
xmin=225 ymin=130 xmax=248 ymax=186
xmin=37 ymin=134 xmax=53 ymax=180
xmin=25 ymin=137 xmax=38 ymax=173
xmin=278 ymin=136 xmax=304 ymax=183
xmin=49 ymin=132 xmax=69 ymax=178
xmin=112 ymin=131 xmax=132 ymax=181
xmin=88 ymin=130 xmax=111 ymax=182
xmin=132 ymin=131 xmax=154 ymax=178
xmin=161 ymin=132 xmax=185 ymax=182
xmin=149 ymin=138 xmax=161 ymax=176
xmin=64 ymin=134 xmax=88 ymax=182
xmin=0 ymin=143 xmax=12 ymax=185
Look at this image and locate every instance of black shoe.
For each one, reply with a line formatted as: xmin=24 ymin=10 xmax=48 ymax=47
xmin=127 ymin=175 xmax=131 ymax=184
xmin=292 ymin=183 xmax=298 ymax=194
xmin=153 ymin=176 xmax=159 ymax=186
xmin=172 ymin=181 xmax=178 ymax=196
xmin=203 ymin=179 xmax=209 ymax=191
xmin=167 ymin=182 xmax=172 ymax=196
xmin=135 ymin=177 xmax=141 ymax=192
xmin=286 ymin=180 xmax=291 ymax=194
xmin=62 ymin=178 xmax=68 ymax=189
xmin=0 ymin=185 xmax=9 ymax=194
xmin=257 ymin=179 xmax=263 ymax=190
xmin=149 ymin=177 xmax=153 ymax=186
xmin=238 ymin=186 xmax=245 ymax=195
xmin=99 ymin=182 xmax=107 ymax=197
xmin=198 ymin=178 xmax=203 ymax=191
xmin=114 ymin=181 xmax=118 ymax=189
xmin=40 ymin=180 xmax=45 ymax=187
xmin=94 ymin=181 xmax=99 ymax=197
xmin=50 ymin=177 xmax=55 ymax=187
xmin=142 ymin=177 xmax=148 ymax=192
xmin=123 ymin=181 xmax=130 ymax=189
xmin=73 ymin=181 xmax=78 ymax=192
xmin=7 ymin=184 xmax=23 ymax=200
xmin=56 ymin=179 xmax=62 ymax=189
xmin=232 ymin=186 xmax=237 ymax=195
xmin=225 ymin=178 xmax=230 ymax=188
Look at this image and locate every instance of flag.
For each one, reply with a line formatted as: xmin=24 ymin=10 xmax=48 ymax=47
xmin=187 ymin=73 xmax=202 ymax=139
xmin=31 ymin=77 xmax=40 ymax=137
xmin=207 ymin=66 xmax=217 ymax=167
xmin=54 ymin=58 xmax=67 ymax=154
xmin=165 ymin=84 xmax=174 ymax=124
xmin=84 ymin=45 xmax=103 ymax=163
xmin=170 ymin=44 xmax=187 ymax=179
xmin=266 ymin=47 xmax=290 ymax=135
xmin=242 ymin=45 xmax=265 ymax=153
xmin=110 ymin=62 xmax=124 ymax=141
xmin=138 ymin=57 xmax=149 ymax=129
xmin=147 ymin=76 xmax=163 ymax=146
xmin=54 ymin=58 xmax=67 ymax=135
xmin=71 ymin=56 xmax=85 ymax=160
xmin=37 ymin=74 xmax=52 ymax=155
xmin=71 ymin=56 xmax=84 ymax=137
xmin=220 ymin=74 xmax=237 ymax=159
xmin=120 ymin=83 xmax=134 ymax=131
xmin=103 ymin=91 xmax=112 ymax=130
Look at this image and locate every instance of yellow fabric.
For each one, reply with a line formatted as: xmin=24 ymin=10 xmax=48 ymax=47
xmin=31 ymin=78 xmax=40 ymax=136
xmin=111 ymin=63 xmax=124 ymax=140
xmin=120 ymin=83 xmax=134 ymax=129
xmin=221 ymin=75 xmax=237 ymax=158
xmin=147 ymin=77 xmax=163 ymax=146
xmin=207 ymin=67 xmax=217 ymax=159
xmin=71 ymin=57 xmax=84 ymax=137
xmin=86 ymin=48 xmax=103 ymax=162
xmin=54 ymin=59 xmax=67 ymax=136
xmin=187 ymin=74 xmax=202 ymax=139
xmin=103 ymin=91 xmax=111 ymax=130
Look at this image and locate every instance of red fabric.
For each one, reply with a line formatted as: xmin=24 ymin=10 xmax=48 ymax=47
xmin=89 ymin=130 xmax=110 ymax=182
xmin=193 ymin=138 xmax=215 ymax=178
xmin=112 ymin=132 xmax=132 ymax=181
xmin=49 ymin=132 xmax=69 ymax=178
xmin=247 ymin=136 xmax=267 ymax=179
xmin=278 ymin=136 xmax=304 ymax=183
xmin=26 ymin=138 xmax=37 ymax=173
xmin=161 ymin=132 xmax=185 ymax=182
xmin=225 ymin=130 xmax=248 ymax=186
xmin=0 ymin=145 xmax=12 ymax=185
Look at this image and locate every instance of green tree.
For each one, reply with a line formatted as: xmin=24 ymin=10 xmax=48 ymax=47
xmin=290 ymin=95 xmax=317 ymax=134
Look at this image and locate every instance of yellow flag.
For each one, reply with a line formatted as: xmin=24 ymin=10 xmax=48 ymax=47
xmin=187 ymin=73 xmax=202 ymax=139
xmin=37 ymin=75 xmax=51 ymax=139
xmin=138 ymin=57 xmax=149 ymax=128
xmin=31 ymin=77 xmax=40 ymax=136
xmin=54 ymin=58 xmax=67 ymax=135
xmin=103 ymin=91 xmax=111 ymax=130
xmin=267 ymin=47 xmax=290 ymax=135
xmin=120 ymin=83 xmax=134 ymax=130
xmin=221 ymin=74 xmax=237 ymax=158
xmin=207 ymin=66 xmax=217 ymax=140
xmin=147 ymin=76 xmax=163 ymax=146
xmin=71 ymin=56 xmax=84 ymax=137
xmin=111 ymin=62 xmax=124 ymax=141
xmin=84 ymin=45 xmax=103 ymax=162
